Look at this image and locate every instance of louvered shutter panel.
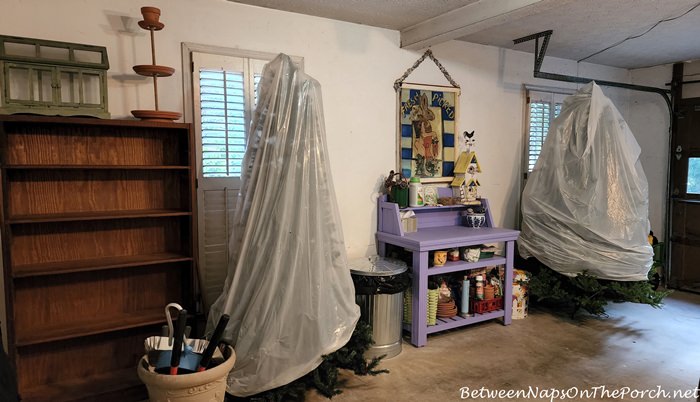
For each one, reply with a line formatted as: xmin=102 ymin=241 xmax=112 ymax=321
xmin=200 ymin=188 xmax=237 ymax=306
xmin=200 ymin=70 xmax=246 ymax=177
xmin=193 ymin=53 xmax=264 ymax=309
xmin=526 ymin=89 xmax=569 ymax=172
xmin=528 ymin=101 xmax=550 ymax=172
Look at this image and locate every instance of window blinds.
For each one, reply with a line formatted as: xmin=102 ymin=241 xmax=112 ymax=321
xmin=527 ymin=89 xmax=570 ymax=172
xmin=199 ymin=71 xmax=261 ymax=177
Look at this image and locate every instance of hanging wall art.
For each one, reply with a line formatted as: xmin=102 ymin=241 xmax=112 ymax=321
xmin=395 ymin=49 xmax=460 ymax=182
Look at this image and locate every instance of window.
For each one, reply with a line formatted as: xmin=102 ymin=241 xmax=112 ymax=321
xmin=194 ymin=54 xmax=265 ymax=179
xmin=687 ymin=157 xmax=700 ymax=194
xmin=199 ymin=70 xmax=263 ymax=177
xmin=527 ymin=101 xmax=561 ymax=172
xmin=525 ymin=87 xmax=573 ymax=173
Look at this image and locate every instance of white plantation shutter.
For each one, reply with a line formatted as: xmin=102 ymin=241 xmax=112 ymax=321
xmin=519 ymin=87 xmax=571 ymax=228
xmin=200 ymin=70 xmax=247 ymax=177
xmin=526 ymin=88 xmax=571 ymax=173
xmin=528 ymin=101 xmax=550 ymax=172
xmin=200 ymin=188 xmax=236 ymax=306
xmin=191 ymin=50 xmax=302 ymax=310
xmin=193 ymin=52 xmax=266 ymax=309
xmin=199 ymin=71 xmax=263 ymax=178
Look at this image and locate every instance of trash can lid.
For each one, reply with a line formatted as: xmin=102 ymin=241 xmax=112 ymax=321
xmin=348 ymin=256 xmax=407 ymax=276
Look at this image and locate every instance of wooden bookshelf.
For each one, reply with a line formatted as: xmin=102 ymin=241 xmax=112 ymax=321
xmin=4 ymin=164 xmax=190 ymax=170
xmin=12 ymin=252 xmax=192 ymax=278
xmin=15 ymin=308 xmax=166 ymax=347
xmin=0 ymin=115 xmax=197 ymax=401
xmin=7 ymin=209 xmax=192 ymax=224
xmin=20 ymin=367 xmax=145 ymax=402
xmin=16 ymin=327 xmax=157 ymax=402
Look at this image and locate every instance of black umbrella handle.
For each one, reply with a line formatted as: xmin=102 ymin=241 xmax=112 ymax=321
xmin=169 ymin=309 xmax=187 ymax=375
xmin=197 ymin=314 xmax=230 ymax=372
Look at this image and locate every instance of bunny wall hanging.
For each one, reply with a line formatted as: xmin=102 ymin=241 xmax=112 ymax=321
xmin=395 ymin=49 xmax=461 ymax=183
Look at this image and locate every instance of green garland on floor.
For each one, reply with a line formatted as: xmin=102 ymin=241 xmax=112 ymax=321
xmin=525 ymin=261 xmax=671 ymax=317
xmin=229 ymin=320 xmax=388 ymax=402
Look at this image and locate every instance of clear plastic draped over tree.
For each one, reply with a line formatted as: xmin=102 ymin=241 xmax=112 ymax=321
xmin=207 ymin=54 xmax=360 ymax=396
xmin=519 ymin=82 xmax=653 ymax=281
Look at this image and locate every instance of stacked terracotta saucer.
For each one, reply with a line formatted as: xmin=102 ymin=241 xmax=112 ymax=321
xmin=427 ymin=288 xmax=438 ymax=325
xmin=403 ymin=288 xmax=413 ymax=324
xmin=437 ymin=298 xmax=458 ymax=318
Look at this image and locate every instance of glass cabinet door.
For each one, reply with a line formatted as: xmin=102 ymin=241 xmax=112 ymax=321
xmin=81 ymin=71 xmax=102 ymax=105
xmin=6 ymin=63 xmax=55 ymax=104
xmin=59 ymin=69 xmax=80 ymax=105
xmin=58 ymin=68 xmax=104 ymax=106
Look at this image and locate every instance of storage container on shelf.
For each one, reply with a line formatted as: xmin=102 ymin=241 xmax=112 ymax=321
xmin=408 ymin=177 xmax=424 ymax=207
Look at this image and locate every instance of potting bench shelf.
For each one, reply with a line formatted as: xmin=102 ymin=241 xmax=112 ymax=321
xmin=376 ymin=192 xmax=519 ymax=347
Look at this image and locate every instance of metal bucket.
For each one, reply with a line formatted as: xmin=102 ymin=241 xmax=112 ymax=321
xmin=355 ymin=292 xmax=404 ymax=359
xmin=350 ymin=256 xmax=408 ymax=360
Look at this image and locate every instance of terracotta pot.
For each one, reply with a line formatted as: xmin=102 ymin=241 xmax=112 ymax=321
xmin=140 ymin=6 xmax=161 ymax=24
xmin=484 ymin=284 xmax=495 ymax=300
xmin=137 ymin=345 xmax=235 ymax=402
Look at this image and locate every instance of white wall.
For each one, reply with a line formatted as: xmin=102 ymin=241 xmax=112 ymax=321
xmin=629 ymin=65 xmax=673 ymax=240
xmin=1 ymin=0 xmax=670 ymax=342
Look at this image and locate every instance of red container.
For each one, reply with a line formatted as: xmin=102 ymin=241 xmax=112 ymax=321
xmin=470 ymin=297 xmax=504 ymax=314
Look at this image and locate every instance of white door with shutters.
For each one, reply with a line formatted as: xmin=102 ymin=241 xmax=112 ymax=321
xmin=519 ymin=86 xmax=573 ymax=226
xmin=524 ymin=87 xmax=572 ymax=175
xmin=192 ymin=52 xmax=265 ymax=309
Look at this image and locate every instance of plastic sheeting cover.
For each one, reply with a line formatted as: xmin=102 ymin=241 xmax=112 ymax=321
xmin=207 ymin=54 xmax=360 ymax=396
xmin=518 ymin=82 xmax=653 ymax=281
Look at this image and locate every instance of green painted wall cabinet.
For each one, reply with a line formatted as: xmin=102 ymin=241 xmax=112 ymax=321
xmin=0 ymin=35 xmax=110 ymax=118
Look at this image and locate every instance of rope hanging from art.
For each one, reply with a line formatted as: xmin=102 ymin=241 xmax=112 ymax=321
xmin=393 ymin=49 xmax=460 ymax=91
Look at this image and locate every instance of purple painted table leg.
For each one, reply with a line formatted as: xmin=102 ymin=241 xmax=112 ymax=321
xmin=411 ymin=251 xmax=429 ymax=347
xmin=503 ymin=240 xmax=514 ymax=325
xmin=377 ymin=240 xmax=386 ymax=257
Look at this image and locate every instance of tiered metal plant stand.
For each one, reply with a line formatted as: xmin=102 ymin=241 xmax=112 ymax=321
xmin=131 ymin=6 xmax=181 ymax=121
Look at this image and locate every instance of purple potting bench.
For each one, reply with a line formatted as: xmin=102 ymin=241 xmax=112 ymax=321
xmin=376 ymin=192 xmax=519 ymax=347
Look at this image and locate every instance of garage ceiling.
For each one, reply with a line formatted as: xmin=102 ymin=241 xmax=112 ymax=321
xmin=229 ymin=0 xmax=700 ymax=69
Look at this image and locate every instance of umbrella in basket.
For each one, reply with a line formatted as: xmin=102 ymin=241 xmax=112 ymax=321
xmin=143 ymin=303 xmax=208 ymax=374
xmin=137 ymin=306 xmax=235 ymax=401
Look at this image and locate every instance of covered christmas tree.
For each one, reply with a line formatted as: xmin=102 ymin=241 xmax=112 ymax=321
xmin=518 ymin=82 xmax=667 ymax=315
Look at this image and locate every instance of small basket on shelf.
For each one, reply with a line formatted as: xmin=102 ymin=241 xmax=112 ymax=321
xmin=469 ymin=297 xmax=503 ymax=314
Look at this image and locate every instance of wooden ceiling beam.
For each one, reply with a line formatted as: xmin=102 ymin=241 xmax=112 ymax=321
xmin=400 ymin=0 xmax=549 ymax=50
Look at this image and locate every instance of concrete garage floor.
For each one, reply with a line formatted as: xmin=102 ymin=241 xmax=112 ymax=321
xmin=306 ymin=291 xmax=700 ymax=402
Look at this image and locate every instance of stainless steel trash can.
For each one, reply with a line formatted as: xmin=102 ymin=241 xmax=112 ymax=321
xmin=349 ymin=256 xmax=409 ymax=360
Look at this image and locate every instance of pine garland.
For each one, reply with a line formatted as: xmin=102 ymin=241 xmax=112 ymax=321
xmin=523 ymin=259 xmax=670 ymax=317
xmin=229 ymin=321 xmax=388 ymax=402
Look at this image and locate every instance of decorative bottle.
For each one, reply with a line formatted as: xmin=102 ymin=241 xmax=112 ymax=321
xmin=408 ymin=177 xmax=424 ymax=207
xmin=460 ymin=275 xmax=470 ymax=317
xmin=475 ymin=275 xmax=484 ymax=300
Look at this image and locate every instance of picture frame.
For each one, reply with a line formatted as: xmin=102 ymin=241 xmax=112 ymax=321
xmin=397 ymin=83 xmax=460 ymax=183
